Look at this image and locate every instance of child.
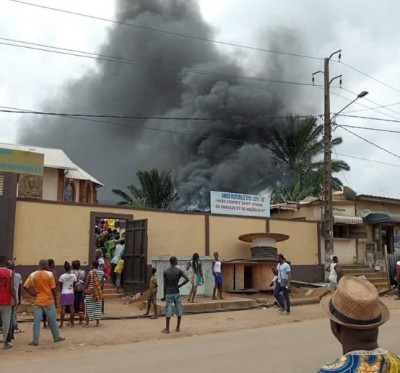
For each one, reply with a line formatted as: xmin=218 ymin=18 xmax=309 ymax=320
xmin=144 ymin=268 xmax=158 ymax=319
xmin=59 ymin=261 xmax=77 ymax=328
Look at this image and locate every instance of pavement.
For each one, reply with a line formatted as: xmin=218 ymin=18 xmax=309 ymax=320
xmin=2 ymin=308 xmax=400 ymax=373
xmin=17 ymin=289 xmax=323 ymax=320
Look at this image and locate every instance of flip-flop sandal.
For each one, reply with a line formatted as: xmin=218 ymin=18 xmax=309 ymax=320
xmin=28 ymin=341 xmax=39 ymax=346
xmin=3 ymin=343 xmax=13 ymax=349
xmin=54 ymin=337 xmax=65 ymax=343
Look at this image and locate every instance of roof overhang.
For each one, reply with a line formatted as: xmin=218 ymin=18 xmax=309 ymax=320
xmin=333 ymin=215 xmax=363 ymax=225
xmin=364 ymin=213 xmax=400 ymax=224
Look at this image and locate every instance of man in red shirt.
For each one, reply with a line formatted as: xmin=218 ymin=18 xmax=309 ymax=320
xmin=0 ymin=256 xmax=15 ymax=349
xmin=24 ymin=259 xmax=65 ymax=346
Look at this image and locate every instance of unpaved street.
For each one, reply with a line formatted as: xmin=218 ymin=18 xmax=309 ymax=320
xmin=1 ymin=300 xmax=400 ymax=373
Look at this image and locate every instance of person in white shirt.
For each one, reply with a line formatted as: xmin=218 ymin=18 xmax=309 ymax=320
xmin=58 ymin=262 xmax=77 ymax=328
xmin=325 ymin=256 xmax=340 ymax=291
xmin=273 ymin=254 xmax=291 ymax=315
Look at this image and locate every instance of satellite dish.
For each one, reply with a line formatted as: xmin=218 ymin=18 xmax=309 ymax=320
xmin=360 ymin=209 xmax=371 ymax=218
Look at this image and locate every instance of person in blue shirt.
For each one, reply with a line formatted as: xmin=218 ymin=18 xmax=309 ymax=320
xmin=273 ymin=254 xmax=291 ymax=315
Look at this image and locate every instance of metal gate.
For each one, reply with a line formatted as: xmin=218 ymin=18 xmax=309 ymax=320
xmin=123 ymin=219 xmax=148 ymax=293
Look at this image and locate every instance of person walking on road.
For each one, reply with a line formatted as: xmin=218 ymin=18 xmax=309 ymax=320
xmin=161 ymin=256 xmax=189 ymax=334
xmin=0 ymin=256 xmax=15 ymax=349
xmin=23 ymin=259 xmax=65 ymax=346
xmin=273 ymin=254 xmax=291 ymax=315
xmin=318 ymin=275 xmax=400 ymax=372
xmin=325 ymin=256 xmax=341 ymax=291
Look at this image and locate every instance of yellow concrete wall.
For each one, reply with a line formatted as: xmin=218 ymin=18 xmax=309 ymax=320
xmin=269 ymin=219 xmax=319 ymax=265
xmin=209 ymin=215 xmax=266 ymax=260
xmin=13 ymin=201 xmax=205 ymax=266
xmin=13 ymin=200 xmax=319 ymax=267
xmin=42 ymin=168 xmax=58 ymax=201
xmin=356 ymin=201 xmax=400 ymax=216
xmin=132 ymin=210 xmax=205 ymax=261
xmin=271 ymin=206 xmax=321 ymax=221
xmin=14 ymin=201 xmax=92 ymax=265
xmin=334 ymin=239 xmax=357 ymax=264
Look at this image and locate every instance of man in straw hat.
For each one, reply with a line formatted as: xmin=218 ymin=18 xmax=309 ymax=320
xmin=318 ymin=275 xmax=400 ymax=372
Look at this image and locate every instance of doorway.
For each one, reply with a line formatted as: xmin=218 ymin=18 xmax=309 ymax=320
xmin=89 ymin=212 xmax=148 ymax=293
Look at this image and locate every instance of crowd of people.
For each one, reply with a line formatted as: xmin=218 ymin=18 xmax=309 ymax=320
xmin=2 ymin=246 xmax=400 ymax=371
xmin=0 ymin=253 xmax=116 ymax=349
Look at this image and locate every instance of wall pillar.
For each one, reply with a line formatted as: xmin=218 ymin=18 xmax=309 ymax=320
xmin=0 ymin=173 xmax=17 ymax=260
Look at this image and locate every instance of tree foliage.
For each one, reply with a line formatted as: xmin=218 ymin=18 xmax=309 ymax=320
xmin=112 ymin=169 xmax=177 ymax=209
xmin=268 ymin=115 xmax=350 ymax=203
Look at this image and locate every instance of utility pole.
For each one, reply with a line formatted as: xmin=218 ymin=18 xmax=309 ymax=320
xmin=313 ymin=50 xmax=342 ymax=262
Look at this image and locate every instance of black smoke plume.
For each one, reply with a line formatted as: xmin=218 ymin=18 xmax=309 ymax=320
xmin=18 ymin=0 xmax=315 ymax=209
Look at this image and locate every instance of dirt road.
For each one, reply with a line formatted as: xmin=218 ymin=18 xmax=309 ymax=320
xmin=1 ymin=297 xmax=399 ymax=372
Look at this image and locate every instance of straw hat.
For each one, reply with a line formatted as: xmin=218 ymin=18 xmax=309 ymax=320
xmin=320 ymin=275 xmax=390 ymax=330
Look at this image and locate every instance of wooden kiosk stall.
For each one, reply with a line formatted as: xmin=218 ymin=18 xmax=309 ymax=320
xmin=222 ymin=233 xmax=289 ymax=293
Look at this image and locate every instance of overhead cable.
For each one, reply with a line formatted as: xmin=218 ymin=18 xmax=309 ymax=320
xmin=9 ymin=0 xmax=323 ymax=61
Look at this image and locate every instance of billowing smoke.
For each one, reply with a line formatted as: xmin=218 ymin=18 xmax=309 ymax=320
xmin=17 ymin=0 xmax=315 ymax=208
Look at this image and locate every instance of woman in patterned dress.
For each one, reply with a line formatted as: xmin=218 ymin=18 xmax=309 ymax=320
xmin=83 ymin=261 xmax=107 ymax=327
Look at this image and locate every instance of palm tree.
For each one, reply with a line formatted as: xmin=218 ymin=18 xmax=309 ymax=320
xmin=268 ymin=115 xmax=350 ymax=203
xmin=112 ymin=169 xmax=177 ymax=209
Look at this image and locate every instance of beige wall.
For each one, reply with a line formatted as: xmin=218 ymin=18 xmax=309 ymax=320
xmin=42 ymin=168 xmax=58 ymax=201
xmin=270 ymin=219 xmax=319 ymax=265
xmin=13 ymin=200 xmax=319 ymax=267
xmin=209 ymin=215 xmax=266 ymax=260
xmin=132 ymin=210 xmax=205 ymax=261
xmin=271 ymin=206 xmax=321 ymax=221
xmin=356 ymin=200 xmax=400 ymax=216
xmin=333 ymin=239 xmax=357 ymax=264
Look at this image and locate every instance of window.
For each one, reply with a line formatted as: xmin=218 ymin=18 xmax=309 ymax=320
xmin=333 ymin=224 xmax=367 ymax=239
xmin=86 ymin=183 xmax=92 ymax=204
xmin=63 ymin=182 xmax=75 ymax=202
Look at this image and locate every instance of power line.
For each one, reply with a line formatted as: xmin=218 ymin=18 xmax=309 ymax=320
xmin=0 ymin=106 xmax=319 ymax=121
xmin=341 ymin=87 xmax=400 ymax=120
xmin=0 ymin=38 xmax=321 ymax=88
xmin=339 ymin=124 xmax=400 ymax=134
xmin=9 ymin=0 xmax=323 ymax=61
xmin=315 ymin=86 xmax=398 ymax=121
xmin=338 ymin=114 xmax=400 ymax=124
xmin=344 ymin=101 xmax=400 ymax=114
xmin=332 ymin=87 xmax=398 ymax=119
xmin=333 ymin=146 xmax=353 ymax=189
xmin=341 ymin=61 xmax=400 ymax=96
xmin=337 ymin=125 xmax=400 ymax=159
xmin=5 ymin=104 xmax=399 ymax=168
xmin=0 ymin=105 xmax=307 ymax=147
xmin=336 ymin=152 xmax=400 ymax=168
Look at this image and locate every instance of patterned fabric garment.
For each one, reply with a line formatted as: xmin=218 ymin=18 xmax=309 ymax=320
xmin=318 ymin=349 xmax=400 ymax=372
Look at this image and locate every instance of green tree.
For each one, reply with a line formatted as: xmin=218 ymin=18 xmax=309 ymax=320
xmin=268 ymin=115 xmax=350 ymax=203
xmin=112 ymin=169 xmax=177 ymax=209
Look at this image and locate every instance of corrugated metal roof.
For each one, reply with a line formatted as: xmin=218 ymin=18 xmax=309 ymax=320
xmin=66 ymin=167 xmax=103 ymax=186
xmin=333 ymin=215 xmax=363 ymax=225
xmin=0 ymin=142 xmax=103 ymax=187
xmin=0 ymin=142 xmax=77 ymax=170
xmin=356 ymin=194 xmax=400 ymax=203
